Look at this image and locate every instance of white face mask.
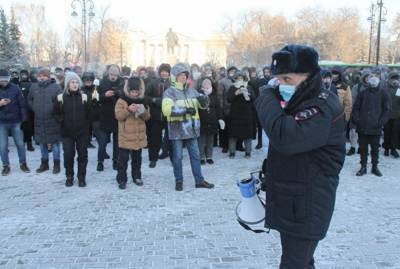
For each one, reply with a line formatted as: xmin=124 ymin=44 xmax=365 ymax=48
xmin=368 ymin=77 xmax=380 ymax=88
xmin=192 ymin=71 xmax=201 ymax=80
xmin=202 ymin=87 xmax=212 ymax=95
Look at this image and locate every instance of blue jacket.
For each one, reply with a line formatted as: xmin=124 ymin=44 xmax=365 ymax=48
xmin=0 ymin=83 xmax=27 ymax=124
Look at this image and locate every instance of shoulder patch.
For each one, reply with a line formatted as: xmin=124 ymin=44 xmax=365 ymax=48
xmin=318 ymin=91 xmax=329 ymax=100
xmin=294 ymin=107 xmax=320 ymax=121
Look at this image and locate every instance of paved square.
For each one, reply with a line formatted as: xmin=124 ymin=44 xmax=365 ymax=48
xmin=0 ymin=143 xmax=399 ymax=269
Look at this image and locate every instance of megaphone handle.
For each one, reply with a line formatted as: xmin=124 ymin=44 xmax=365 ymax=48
xmin=237 ymin=219 xmax=270 ymax=234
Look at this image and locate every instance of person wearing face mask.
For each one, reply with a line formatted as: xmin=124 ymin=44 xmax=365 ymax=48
xmin=320 ymin=69 xmax=337 ymax=95
xmin=217 ymin=65 xmax=238 ymax=153
xmin=198 ymin=78 xmax=222 ymax=165
xmin=347 ymin=71 xmax=370 ymax=156
xmin=162 ymin=63 xmax=214 ymax=191
xmin=115 ymin=77 xmax=150 ymax=189
xmin=255 ymin=45 xmax=346 ymax=269
xmin=383 ymin=71 xmax=400 ymax=158
xmin=53 ymin=72 xmax=93 ymax=187
xmin=96 ymin=64 xmax=124 ymax=172
xmin=82 ymin=71 xmax=100 ymax=149
xmin=0 ymin=69 xmax=30 ymax=176
xmin=227 ymin=71 xmax=255 ymax=158
xmin=352 ymin=68 xmax=391 ymax=177
xmin=331 ymin=68 xmax=352 ymax=123
xmin=28 ymin=67 xmax=63 ymax=174
xmin=19 ymin=69 xmax=35 ymax=152
xmin=145 ymin=63 xmax=171 ymax=168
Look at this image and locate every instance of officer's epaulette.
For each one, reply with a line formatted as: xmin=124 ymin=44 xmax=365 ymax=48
xmin=318 ymin=91 xmax=330 ymax=100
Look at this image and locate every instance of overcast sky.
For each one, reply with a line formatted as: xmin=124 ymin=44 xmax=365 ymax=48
xmin=1 ymin=0 xmax=399 ymax=39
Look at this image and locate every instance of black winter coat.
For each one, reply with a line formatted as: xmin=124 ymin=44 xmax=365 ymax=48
xmin=227 ymin=86 xmax=255 ymax=139
xmin=28 ymin=80 xmax=62 ymax=144
xmin=145 ymin=78 xmax=170 ymax=122
xmin=198 ymin=90 xmax=221 ymax=136
xmin=255 ymin=71 xmax=346 ymax=240
xmin=82 ymin=85 xmax=100 ymax=122
xmin=53 ymin=91 xmax=91 ymax=139
xmin=352 ymin=85 xmax=391 ymax=135
xmin=98 ymin=77 xmax=124 ymax=132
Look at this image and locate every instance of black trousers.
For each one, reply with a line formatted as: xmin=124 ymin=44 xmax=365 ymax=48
xmin=256 ymin=115 xmax=263 ymax=146
xmin=147 ymin=119 xmax=163 ymax=162
xmin=220 ymin=115 xmax=230 ymax=150
xmin=22 ymin=112 xmax=34 ymax=143
xmin=358 ymin=134 xmax=380 ymax=166
xmin=279 ymin=233 xmax=318 ymax=269
xmin=116 ymin=148 xmax=142 ymax=183
xmin=62 ymin=135 xmax=88 ymax=179
xmin=383 ymin=118 xmax=400 ymax=150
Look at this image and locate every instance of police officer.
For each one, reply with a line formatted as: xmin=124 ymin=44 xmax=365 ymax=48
xmin=255 ymin=45 xmax=346 ymax=269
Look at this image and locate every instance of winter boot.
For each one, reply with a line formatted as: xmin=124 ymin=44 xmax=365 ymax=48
xmin=27 ymin=141 xmax=35 ymax=152
xmin=390 ymin=149 xmax=400 ymax=159
xmin=53 ymin=160 xmax=61 ymax=174
xmin=175 ymin=181 xmax=183 ymax=191
xmin=65 ymin=176 xmax=74 ymax=187
xmin=149 ymin=161 xmax=157 ymax=168
xmin=20 ymin=163 xmax=30 ymax=173
xmin=371 ymin=164 xmax=383 ymax=177
xmin=356 ymin=165 xmax=367 ymax=176
xmin=346 ymin=147 xmax=356 ymax=156
xmin=1 ymin=166 xmax=10 ymax=176
xmin=384 ymin=149 xmax=390 ymax=156
xmin=36 ymin=159 xmax=49 ymax=173
xmin=78 ymin=176 xmax=87 ymax=187
xmin=97 ymin=162 xmax=104 ymax=171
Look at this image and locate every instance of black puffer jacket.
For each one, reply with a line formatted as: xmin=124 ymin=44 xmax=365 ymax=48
xmin=352 ymin=83 xmax=391 ymax=135
xmin=53 ymin=90 xmax=91 ymax=138
xmin=98 ymin=77 xmax=124 ymax=132
xmin=255 ymin=70 xmax=346 ymax=240
xmin=145 ymin=78 xmax=170 ymax=122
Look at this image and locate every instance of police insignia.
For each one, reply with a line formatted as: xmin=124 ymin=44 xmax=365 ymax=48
xmin=294 ymin=107 xmax=320 ymax=121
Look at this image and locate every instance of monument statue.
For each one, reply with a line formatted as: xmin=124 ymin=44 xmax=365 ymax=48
xmin=166 ymin=28 xmax=179 ymax=55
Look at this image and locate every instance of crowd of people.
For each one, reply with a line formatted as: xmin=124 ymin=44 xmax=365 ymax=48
xmin=0 ymin=60 xmax=399 ymax=190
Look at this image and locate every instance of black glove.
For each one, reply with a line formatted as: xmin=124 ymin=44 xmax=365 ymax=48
xmin=197 ymin=94 xmax=209 ymax=108
xmin=186 ymin=107 xmax=196 ymax=116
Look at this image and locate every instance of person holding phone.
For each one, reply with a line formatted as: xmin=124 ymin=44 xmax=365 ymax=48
xmin=0 ymin=69 xmax=30 ymax=176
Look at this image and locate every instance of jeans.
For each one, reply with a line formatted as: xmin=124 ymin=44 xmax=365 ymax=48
xmin=40 ymin=143 xmax=61 ymax=161
xmin=97 ymin=129 xmax=119 ymax=163
xmin=0 ymin=123 xmax=26 ymax=166
xmin=170 ymin=138 xmax=204 ymax=183
xmin=229 ymin=138 xmax=252 ymax=154
xmin=198 ymin=134 xmax=214 ymax=160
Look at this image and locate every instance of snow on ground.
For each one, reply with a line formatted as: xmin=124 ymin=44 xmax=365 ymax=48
xmin=0 ymin=140 xmax=399 ymax=269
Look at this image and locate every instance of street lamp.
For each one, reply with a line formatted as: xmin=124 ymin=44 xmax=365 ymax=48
xmin=375 ymin=0 xmax=387 ymax=65
xmin=367 ymin=4 xmax=376 ymax=64
xmin=71 ymin=0 xmax=95 ymax=70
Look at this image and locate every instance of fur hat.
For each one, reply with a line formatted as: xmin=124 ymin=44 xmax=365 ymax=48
xmin=271 ymin=45 xmax=319 ymax=75
xmin=64 ymin=72 xmax=82 ymax=92
xmin=158 ymin=63 xmax=171 ymax=75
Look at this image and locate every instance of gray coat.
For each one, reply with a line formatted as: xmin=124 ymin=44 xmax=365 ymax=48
xmin=28 ymin=81 xmax=62 ymax=144
xmin=217 ymin=77 xmax=233 ymax=116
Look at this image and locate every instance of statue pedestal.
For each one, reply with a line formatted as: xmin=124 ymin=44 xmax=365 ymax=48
xmin=167 ymin=53 xmax=178 ymax=65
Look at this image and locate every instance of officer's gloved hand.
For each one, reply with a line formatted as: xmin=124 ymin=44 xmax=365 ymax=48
xmin=186 ymin=107 xmax=197 ymax=116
